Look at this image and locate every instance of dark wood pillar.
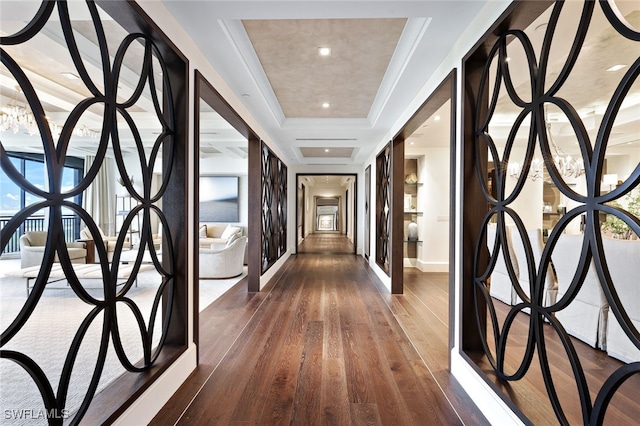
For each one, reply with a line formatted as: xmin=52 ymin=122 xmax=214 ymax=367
xmin=391 ymin=136 xmax=405 ymax=294
xmin=248 ymin=136 xmax=261 ymax=292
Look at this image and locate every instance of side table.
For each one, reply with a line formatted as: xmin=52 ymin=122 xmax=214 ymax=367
xmin=77 ymin=239 xmax=95 ymax=264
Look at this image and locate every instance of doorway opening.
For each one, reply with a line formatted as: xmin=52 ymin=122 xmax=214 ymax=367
xmin=296 ymin=174 xmax=357 ymax=255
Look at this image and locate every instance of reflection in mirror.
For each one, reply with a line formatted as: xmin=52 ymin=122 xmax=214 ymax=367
xmin=466 ymin=1 xmax=640 ymax=424
xmin=197 ymin=99 xmax=248 ymax=309
xmin=1 ymin=1 xmax=176 ymax=422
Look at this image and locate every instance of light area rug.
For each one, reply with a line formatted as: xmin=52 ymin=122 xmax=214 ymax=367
xmin=0 ymin=261 xmax=245 ymax=425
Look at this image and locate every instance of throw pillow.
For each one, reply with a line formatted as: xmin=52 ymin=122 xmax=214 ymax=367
xmin=226 ymin=232 xmax=240 ymax=247
xmin=198 ymin=224 xmax=207 ymax=238
xmin=221 ymin=225 xmax=241 ymax=240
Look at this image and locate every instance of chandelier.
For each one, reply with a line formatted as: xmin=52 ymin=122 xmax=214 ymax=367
xmin=546 ymin=118 xmax=585 ymax=179
xmin=507 ymin=156 xmax=544 ymax=181
xmin=507 ymin=112 xmax=585 ymax=181
xmin=0 ymin=87 xmax=97 ymax=139
xmin=0 ymin=104 xmax=39 ymax=135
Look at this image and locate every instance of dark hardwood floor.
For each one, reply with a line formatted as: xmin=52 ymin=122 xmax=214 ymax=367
xmin=152 ymin=237 xmax=486 ymax=425
xmin=297 ymin=232 xmax=355 ymax=255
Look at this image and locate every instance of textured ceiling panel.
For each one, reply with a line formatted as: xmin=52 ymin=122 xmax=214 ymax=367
xmin=242 ymin=18 xmax=406 ymax=119
xmin=300 ymin=147 xmax=354 ymax=158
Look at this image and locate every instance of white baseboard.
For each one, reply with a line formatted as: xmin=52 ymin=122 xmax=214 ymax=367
xmin=403 ymin=259 xmax=448 ymax=272
xmin=451 ymin=352 xmax=524 ymax=425
xmin=113 ymin=345 xmax=197 ymax=425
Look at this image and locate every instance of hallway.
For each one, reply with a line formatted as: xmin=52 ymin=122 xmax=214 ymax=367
xmin=153 ymin=247 xmax=486 ymax=425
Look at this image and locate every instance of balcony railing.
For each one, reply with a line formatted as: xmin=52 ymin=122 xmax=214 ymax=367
xmin=1 ymin=215 xmax=81 ymax=254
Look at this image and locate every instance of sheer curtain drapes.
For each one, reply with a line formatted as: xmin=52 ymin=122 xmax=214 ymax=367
xmin=83 ymin=156 xmax=115 ymax=235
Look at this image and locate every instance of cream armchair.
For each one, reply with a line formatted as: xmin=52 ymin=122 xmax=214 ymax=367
xmin=602 ymin=237 xmax=640 ymax=362
xmin=552 ymin=234 xmax=608 ymax=349
xmin=487 ymin=224 xmax=519 ymax=305
xmin=199 ymin=236 xmax=247 ymax=279
xmin=20 ymin=231 xmax=87 ymax=268
xmin=80 ymin=227 xmax=130 ymax=262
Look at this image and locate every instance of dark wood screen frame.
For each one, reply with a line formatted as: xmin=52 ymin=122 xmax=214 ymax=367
xmin=0 ymin=1 xmax=190 ymax=423
xmin=364 ymin=165 xmax=371 ymax=260
xmin=261 ymin=142 xmax=288 ymax=274
xmin=375 ymin=144 xmax=392 ymax=275
xmin=459 ymin=0 xmax=640 ymax=423
xmin=193 ymin=71 xmax=262 ymax=362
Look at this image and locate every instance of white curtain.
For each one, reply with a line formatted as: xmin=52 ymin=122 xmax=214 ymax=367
xmin=83 ymin=156 xmax=115 ymax=235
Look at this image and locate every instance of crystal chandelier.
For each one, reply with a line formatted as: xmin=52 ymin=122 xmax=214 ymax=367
xmin=0 ymin=86 xmax=97 ymax=139
xmin=0 ymin=104 xmax=39 ymax=135
xmin=507 ymin=156 xmax=544 ymax=181
xmin=507 ymin=111 xmax=585 ymax=181
xmin=546 ymin=118 xmax=585 ymax=179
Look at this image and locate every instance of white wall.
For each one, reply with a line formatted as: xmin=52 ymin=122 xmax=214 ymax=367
xmin=409 ymin=149 xmax=450 ymax=272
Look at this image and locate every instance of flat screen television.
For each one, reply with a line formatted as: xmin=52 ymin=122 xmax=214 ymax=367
xmin=199 ymin=175 xmax=239 ymax=222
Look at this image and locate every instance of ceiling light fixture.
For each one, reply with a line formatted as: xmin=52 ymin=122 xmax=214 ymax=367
xmin=607 ymin=64 xmax=627 ymax=72
xmin=318 ymin=47 xmax=331 ymax=56
xmin=409 ymin=142 xmax=415 ymax=145
xmin=322 ymin=102 xmax=330 ymax=109
xmin=434 ymin=115 xmax=441 ymax=121
xmin=324 ymin=149 xmax=330 ymax=152
xmin=508 ymin=108 xmax=584 ymax=181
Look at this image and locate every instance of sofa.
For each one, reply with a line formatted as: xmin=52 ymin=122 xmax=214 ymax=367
xmin=198 ymin=223 xmax=244 ymax=247
xmin=199 ymin=236 xmax=248 ymax=279
xmin=20 ymin=231 xmax=87 ymax=268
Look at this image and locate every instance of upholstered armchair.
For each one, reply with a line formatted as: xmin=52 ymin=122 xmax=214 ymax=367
xmin=199 ymin=236 xmax=247 ymax=279
xmin=552 ymin=234 xmax=608 ymax=349
xmin=601 ymin=237 xmax=640 ymax=362
xmin=20 ymin=231 xmax=87 ymax=268
xmin=511 ymin=228 xmax=558 ymax=308
xmin=487 ymin=224 xmax=519 ymax=305
xmin=79 ymin=227 xmax=130 ymax=261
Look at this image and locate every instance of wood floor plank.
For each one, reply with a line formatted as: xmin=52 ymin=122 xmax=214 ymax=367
xmin=350 ymin=403 xmax=382 ymax=426
xmin=258 ymin=344 xmax=302 ymax=425
xmin=290 ymin=320 xmax=324 ymax=425
xmin=321 ymin=358 xmax=351 ymax=425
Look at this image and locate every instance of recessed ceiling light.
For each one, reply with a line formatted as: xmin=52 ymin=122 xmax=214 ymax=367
xmin=61 ymin=72 xmax=79 ymax=80
xmin=324 ymin=149 xmax=330 ymax=152
xmin=322 ymin=102 xmax=330 ymax=109
xmin=434 ymin=115 xmax=441 ymax=121
xmin=607 ymin=64 xmax=626 ymax=72
xmin=318 ymin=47 xmax=331 ymax=56
xmin=409 ymin=142 xmax=415 ymax=145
